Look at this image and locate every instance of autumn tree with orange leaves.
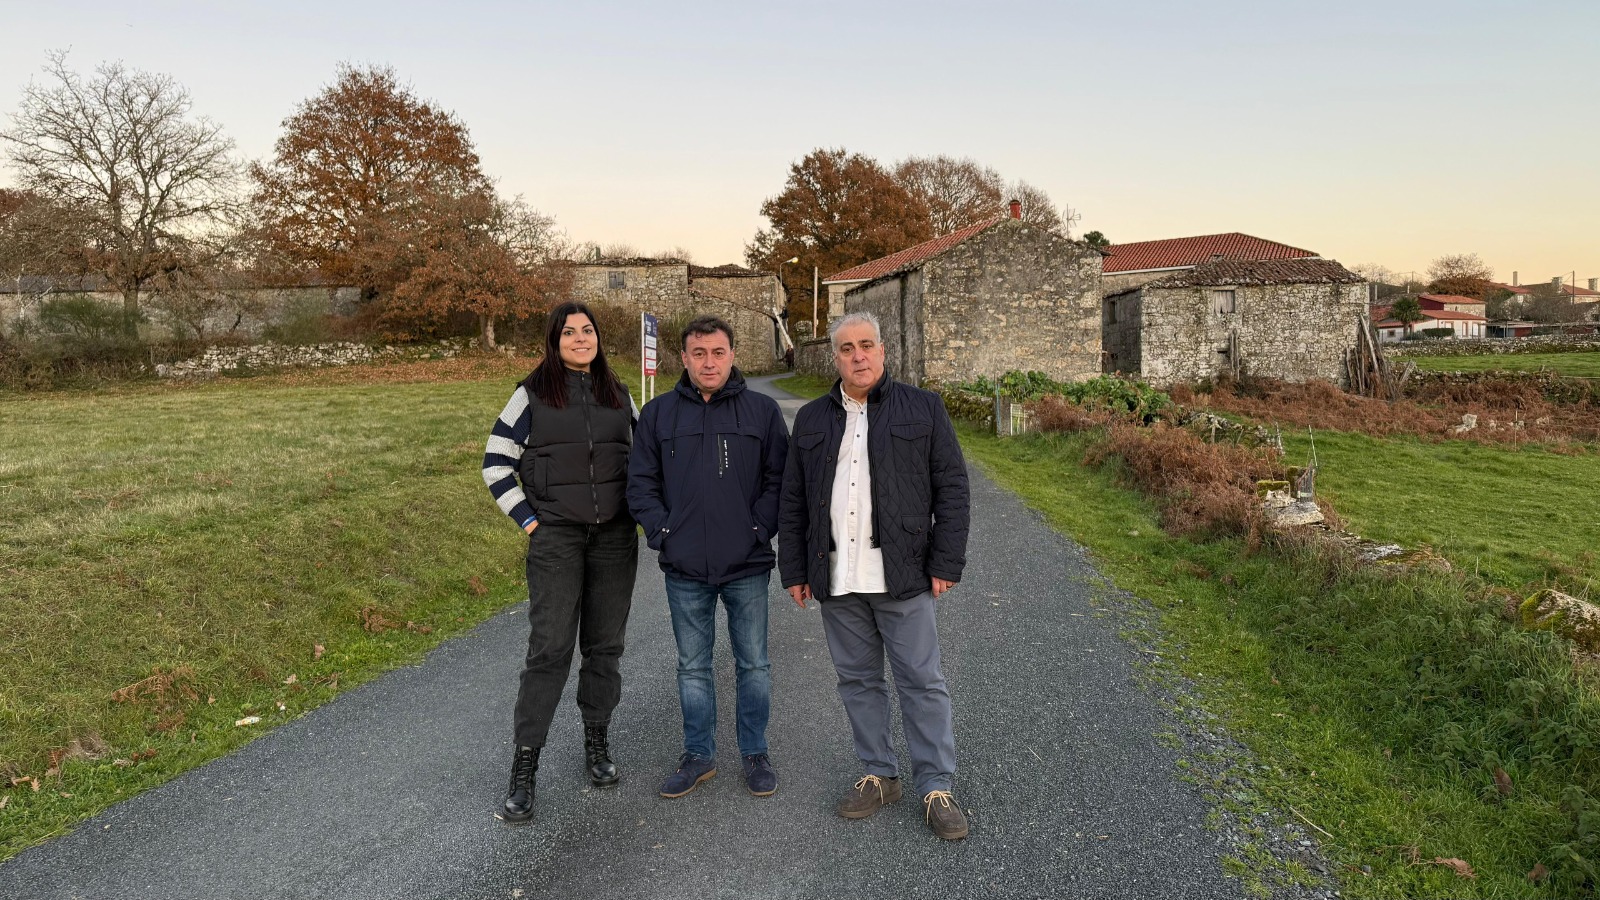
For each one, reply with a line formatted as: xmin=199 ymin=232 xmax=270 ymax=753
xmin=746 ymin=148 xmax=931 ymax=326
xmin=249 ymin=65 xmax=564 ymax=346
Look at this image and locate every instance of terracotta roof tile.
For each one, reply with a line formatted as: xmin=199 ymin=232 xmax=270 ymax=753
xmin=1143 ymin=257 xmax=1363 ymax=288
xmin=1102 ymin=232 xmax=1316 ymax=274
xmin=1418 ymin=293 xmax=1485 ymax=305
xmin=822 ymin=218 xmax=1003 ymax=283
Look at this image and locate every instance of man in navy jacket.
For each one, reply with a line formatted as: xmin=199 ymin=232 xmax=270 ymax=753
xmin=778 ymin=311 xmax=972 ymax=840
xmin=628 ymin=316 xmax=789 ymax=799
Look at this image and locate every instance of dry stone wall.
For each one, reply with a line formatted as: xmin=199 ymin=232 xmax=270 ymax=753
xmin=919 ymin=221 xmax=1102 ymax=384
xmin=1138 ymin=282 xmax=1366 ymax=385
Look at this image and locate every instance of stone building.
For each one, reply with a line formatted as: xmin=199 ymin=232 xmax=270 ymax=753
xmin=1099 ymin=232 xmax=1319 ymax=295
xmin=833 ymin=209 xmax=1104 ymax=385
xmin=568 ymin=259 xmax=788 ymax=371
xmin=1102 ymin=258 xmax=1367 ymax=385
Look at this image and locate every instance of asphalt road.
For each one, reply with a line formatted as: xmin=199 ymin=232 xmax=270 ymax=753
xmin=0 ymin=375 xmax=1240 ymax=900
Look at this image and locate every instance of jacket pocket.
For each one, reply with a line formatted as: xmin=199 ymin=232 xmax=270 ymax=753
xmin=891 ymin=422 xmax=932 ymax=474
xmin=900 ymin=515 xmax=931 ymax=563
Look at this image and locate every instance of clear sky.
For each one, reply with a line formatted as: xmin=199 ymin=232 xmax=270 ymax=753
xmin=3 ymin=0 xmax=1596 ymax=285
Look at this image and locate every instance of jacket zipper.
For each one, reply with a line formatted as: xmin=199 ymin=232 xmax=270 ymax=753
xmin=582 ymin=372 xmax=599 ymax=523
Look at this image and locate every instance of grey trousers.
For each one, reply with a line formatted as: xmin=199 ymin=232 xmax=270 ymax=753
xmin=818 ymin=590 xmax=956 ymax=796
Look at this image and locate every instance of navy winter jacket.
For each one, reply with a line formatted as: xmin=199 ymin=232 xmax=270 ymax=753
xmin=778 ymin=371 xmax=970 ymax=602
xmin=627 ymin=369 xmax=790 ymax=586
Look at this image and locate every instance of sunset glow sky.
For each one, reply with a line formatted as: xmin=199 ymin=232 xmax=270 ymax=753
xmin=3 ymin=0 xmax=1596 ymax=285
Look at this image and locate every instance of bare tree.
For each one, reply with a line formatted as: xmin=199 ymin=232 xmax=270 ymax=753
xmin=894 ymin=156 xmax=1005 ymax=235
xmin=2 ymin=52 xmax=240 ymax=330
xmin=1426 ymin=253 xmax=1493 ymax=284
xmin=1006 ymin=180 xmax=1074 ymax=235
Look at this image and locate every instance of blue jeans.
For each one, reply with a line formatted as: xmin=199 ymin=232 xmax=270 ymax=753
xmin=663 ymin=571 xmax=772 ymax=758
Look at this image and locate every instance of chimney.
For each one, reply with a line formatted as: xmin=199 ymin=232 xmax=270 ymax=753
xmin=1589 ymin=278 xmax=1597 ymax=292
xmin=1512 ymin=271 xmax=1518 ymax=286
xmin=1008 ymin=198 xmax=1021 ymax=219
xmin=1553 ymin=276 xmax=1564 ymax=288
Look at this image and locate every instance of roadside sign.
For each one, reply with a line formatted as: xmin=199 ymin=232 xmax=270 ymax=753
xmin=642 ymin=314 xmax=659 ymax=376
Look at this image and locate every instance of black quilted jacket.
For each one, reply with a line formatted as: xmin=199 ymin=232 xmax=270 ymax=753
xmin=778 ymin=371 xmax=970 ymax=602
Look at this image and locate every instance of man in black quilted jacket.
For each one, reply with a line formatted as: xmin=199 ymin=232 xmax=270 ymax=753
xmin=777 ymin=311 xmax=972 ymax=840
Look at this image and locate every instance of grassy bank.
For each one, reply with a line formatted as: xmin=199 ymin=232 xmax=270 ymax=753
xmin=0 ymin=355 xmax=636 ymax=858
xmin=962 ymin=425 xmax=1600 ymax=897
xmin=771 ymin=372 xmax=834 ymax=399
xmin=1402 ymin=351 xmax=1600 ymax=377
xmin=1280 ymin=430 xmax=1597 ymax=595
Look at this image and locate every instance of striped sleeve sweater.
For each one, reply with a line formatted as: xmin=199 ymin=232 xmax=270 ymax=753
xmin=481 ymin=384 xmax=640 ymax=529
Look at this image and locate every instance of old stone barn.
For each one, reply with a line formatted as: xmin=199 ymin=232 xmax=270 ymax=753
xmin=1102 ymin=257 xmax=1367 ymax=385
xmin=825 ymin=213 xmax=1103 ymax=385
xmin=567 ymin=259 xmax=788 ymax=370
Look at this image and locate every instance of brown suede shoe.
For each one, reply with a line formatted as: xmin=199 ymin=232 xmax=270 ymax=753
xmin=923 ymin=790 xmax=969 ymax=840
xmin=836 ymin=774 xmax=902 ymax=819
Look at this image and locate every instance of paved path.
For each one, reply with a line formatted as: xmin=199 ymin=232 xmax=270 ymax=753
xmin=0 ymin=376 xmax=1238 ymax=900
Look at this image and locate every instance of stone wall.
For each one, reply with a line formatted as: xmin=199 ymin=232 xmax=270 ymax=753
xmin=1381 ymin=332 xmax=1600 ymax=357
xmin=1102 ymin=289 xmax=1143 ymax=374
xmin=570 ymin=263 xmax=784 ymax=372
xmin=1138 ymin=282 xmax=1366 ymax=386
xmin=794 ymin=337 xmax=834 ymax=378
xmin=1 ymin=285 xmax=360 ymax=340
xmin=572 ymin=263 xmax=692 ymax=315
xmin=917 ymin=220 xmax=1102 ymax=384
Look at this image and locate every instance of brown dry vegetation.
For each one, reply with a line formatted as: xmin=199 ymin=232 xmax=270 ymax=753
xmin=1034 ymin=396 xmax=1283 ymax=539
xmin=1171 ymin=375 xmax=1600 ymax=446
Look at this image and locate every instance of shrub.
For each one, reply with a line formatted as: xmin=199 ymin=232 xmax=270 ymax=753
xmin=1419 ymin=327 xmax=1455 ymax=339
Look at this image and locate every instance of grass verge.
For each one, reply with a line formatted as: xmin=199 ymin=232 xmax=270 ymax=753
xmin=960 ymin=424 xmax=1600 ymax=898
xmin=0 ymin=355 xmax=639 ymax=859
xmin=1401 ymin=351 xmax=1600 ymax=377
xmin=770 ymin=372 xmax=834 ymax=400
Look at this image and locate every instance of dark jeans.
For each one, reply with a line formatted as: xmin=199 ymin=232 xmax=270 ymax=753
xmin=512 ymin=518 xmax=639 ymax=749
xmin=663 ymin=571 xmax=772 ymax=758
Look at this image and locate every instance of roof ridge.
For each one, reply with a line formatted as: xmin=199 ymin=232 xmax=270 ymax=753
xmin=822 ymin=216 xmax=1005 ymax=283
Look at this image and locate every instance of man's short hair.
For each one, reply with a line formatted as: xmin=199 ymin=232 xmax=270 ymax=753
xmin=681 ymin=315 xmax=735 ymax=349
xmin=828 ymin=311 xmax=882 ymax=352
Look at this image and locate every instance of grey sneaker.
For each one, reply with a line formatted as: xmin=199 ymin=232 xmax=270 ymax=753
xmin=836 ymin=774 xmax=901 ymax=819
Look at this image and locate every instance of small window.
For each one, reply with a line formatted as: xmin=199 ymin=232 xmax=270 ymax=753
xmin=1211 ymin=289 xmax=1237 ymax=314
xmin=608 ymin=271 xmax=626 ymax=290
xmin=1105 ymin=299 xmax=1118 ymax=325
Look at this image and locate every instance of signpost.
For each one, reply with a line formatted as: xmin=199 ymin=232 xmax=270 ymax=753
xmin=641 ymin=312 xmax=659 ymax=402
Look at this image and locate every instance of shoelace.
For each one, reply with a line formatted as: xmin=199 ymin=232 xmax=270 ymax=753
xmin=511 ymin=750 xmax=537 ymax=787
xmin=923 ymin=789 xmax=955 ymax=821
xmin=853 ymin=774 xmax=887 ymax=799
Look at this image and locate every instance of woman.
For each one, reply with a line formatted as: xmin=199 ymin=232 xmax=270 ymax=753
xmin=481 ymin=301 xmax=638 ymax=823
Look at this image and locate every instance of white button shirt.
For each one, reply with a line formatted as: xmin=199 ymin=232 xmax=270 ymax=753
xmin=829 ymin=392 xmax=887 ymax=595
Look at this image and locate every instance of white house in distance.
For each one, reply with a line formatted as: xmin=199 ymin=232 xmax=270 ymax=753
xmin=1372 ymin=294 xmax=1487 ymax=342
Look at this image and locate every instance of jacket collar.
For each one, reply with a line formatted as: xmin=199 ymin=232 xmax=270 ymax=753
xmin=828 ymin=369 xmax=894 ymax=408
xmin=674 ymin=366 xmax=747 ymax=404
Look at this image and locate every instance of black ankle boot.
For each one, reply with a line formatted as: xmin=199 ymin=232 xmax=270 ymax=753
xmin=501 ymin=745 xmax=538 ymax=822
xmin=584 ymin=723 xmax=619 ymax=788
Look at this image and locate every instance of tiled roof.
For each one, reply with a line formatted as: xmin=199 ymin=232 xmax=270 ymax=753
xmin=1559 ymin=283 xmax=1600 ymax=298
xmin=1143 ymin=257 xmax=1363 ymax=288
xmin=822 ymin=218 xmax=1003 ymax=284
xmin=1101 ymin=232 xmax=1317 ymax=274
xmin=1418 ymin=293 xmax=1485 ymax=305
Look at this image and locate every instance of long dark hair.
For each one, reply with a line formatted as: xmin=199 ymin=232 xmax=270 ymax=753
xmin=522 ymin=301 xmax=626 ymax=409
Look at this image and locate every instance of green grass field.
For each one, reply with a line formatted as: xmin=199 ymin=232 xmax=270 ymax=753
xmin=1401 ymin=351 xmax=1600 ymax=377
xmin=771 ymin=372 xmax=834 ymax=399
xmin=0 ymin=361 xmax=643 ymax=858
xmin=1279 ymin=431 xmax=1598 ymax=596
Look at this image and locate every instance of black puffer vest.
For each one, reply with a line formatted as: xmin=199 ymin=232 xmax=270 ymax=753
xmin=517 ymin=368 xmax=634 ymax=526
